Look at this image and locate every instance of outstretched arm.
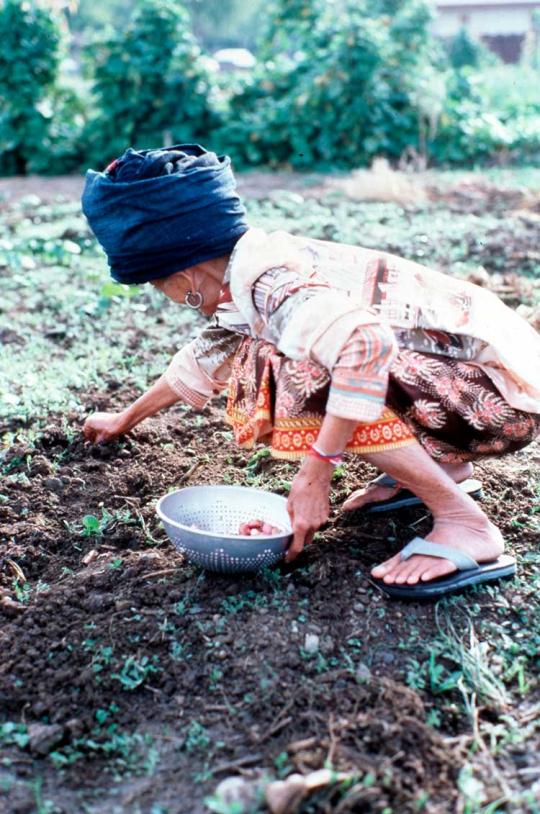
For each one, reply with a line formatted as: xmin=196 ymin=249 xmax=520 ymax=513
xmin=83 ymin=324 xmax=242 ymax=443
xmin=83 ymin=374 xmax=180 ymax=443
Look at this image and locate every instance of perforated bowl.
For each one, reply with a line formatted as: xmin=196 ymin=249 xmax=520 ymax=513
xmin=156 ymin=485 xmax=292 ymax=573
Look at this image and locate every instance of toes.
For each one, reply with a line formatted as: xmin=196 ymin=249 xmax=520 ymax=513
xmin=343 ymin=485 xmax=399 ymax=511
xmin=390 ymin=560 xmax=419 ymax=584
xmin=406 ymin=561 xmax=427 ymax=583
xmin=371 ymin=553 xmax=401 ymax=578
xmin=373 ymin=555 xmax=458 ymax=585
xmin=372 ymin=547 xmax=462 ymax=588
xmin=373 ymin=556 xmax=415 ymax=585
xmin=342 ymin=488 xmax=369 ymax=511
xmin=405 ymin=563 xmax=427 ymax=585
xmin=420 ymin=561 xmax=456 ymax=582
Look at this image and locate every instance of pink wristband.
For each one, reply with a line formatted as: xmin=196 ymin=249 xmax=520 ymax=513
xmin=308 ymin=444 xmax=344 ymax=467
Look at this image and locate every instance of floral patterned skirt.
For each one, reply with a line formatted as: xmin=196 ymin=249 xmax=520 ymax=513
xmin=225 ymin=338 xmax=540 ymax=464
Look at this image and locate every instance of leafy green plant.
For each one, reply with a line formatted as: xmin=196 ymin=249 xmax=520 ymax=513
xmin=91 ymin=645 xmax=114 ymax=678
xmin=184 ymin=720 xmax=211 ymax=753
xmin=84 ymin=0 xmax=218 ymax=167
xmin=79 ymin=507 xmax=136 ymax=537
xmin=427 ymin=650 xmax=463 ymax=695
xmin=0 ymin=1 xmax=61 ymax=175
xmin=111 ymin=655 xmax=161 ymax=690
xmin=12 ymin=580 xmax=32 ymax=604
xmin=50 ymin=722 xmax=159 ymax=778
xmin=431 ymin=67 xmax=540 ymax=165
xmin=448 ymin=28 xmax=498 ymax=71
xmin=246 ymin=446 xmax=271 ymax=475
xmin=81 ymin=514 xmax=101 ymax=536
xmin=220 ymin=590 xmax=267 ymax=614
xmin=273 ymin=750 xmax=293 ymax=779
xmin=0 ymin=721 xmax=30 ymax=749
xmin=108 ymin=557 xmax=124 ymax=570
xmin=208 ymin=667 xmax=223 ymax=690
xmin=218 ymin=0 xmax=444 ymax=168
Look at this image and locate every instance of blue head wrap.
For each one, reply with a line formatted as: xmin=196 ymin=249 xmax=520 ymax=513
xmin=81 ymin=144 xmax=249 ymax=284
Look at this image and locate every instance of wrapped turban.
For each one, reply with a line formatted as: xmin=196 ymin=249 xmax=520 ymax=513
xmin=81 ymin=144 xmax=249 ymax=284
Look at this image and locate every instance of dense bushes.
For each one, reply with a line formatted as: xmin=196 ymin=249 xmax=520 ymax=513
xmin=83 ymin=0 xmax=218 ymax=167
xmin=430 ymin=67 xmax=540 ymax=164
xmin=219 ymin=0 xmax=445 ymax=168
xmin=1 ymin=0 xmax=539 ymax=175
xmin=0 ymin=0 xmax=61 ymax=174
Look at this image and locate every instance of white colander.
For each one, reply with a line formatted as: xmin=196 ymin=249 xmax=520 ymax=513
xmin=156 ymin=485 xmax=292 ymax=573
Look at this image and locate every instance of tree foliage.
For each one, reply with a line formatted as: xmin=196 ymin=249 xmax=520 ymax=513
xmin=448 ymin=27 xmax=499 ymax=70
xmin=0 ymin=0 xmax=539 ymax=175
xmin=84 ymin=0 xmax=218 ymax=168
xmin=0 ymin=0 xmax=61 ymax=174
xmin=70 ymin=0 xmax=264 ymax=51
xmin=218 ymin=0 xmax=444 ymax=168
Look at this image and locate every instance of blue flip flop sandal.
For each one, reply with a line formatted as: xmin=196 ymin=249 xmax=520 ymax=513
xmin=354 ymin=474 xmax=483 ymax=515
xmin=371 ymin=537 xmax=516 ymax=599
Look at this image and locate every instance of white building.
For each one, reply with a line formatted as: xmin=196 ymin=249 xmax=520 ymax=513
xmin=432 ymin=0 xmax=540 ymax=61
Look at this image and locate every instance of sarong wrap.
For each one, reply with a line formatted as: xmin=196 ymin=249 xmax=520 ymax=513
xmin=225 ymin=338 xmax=540 ymax=463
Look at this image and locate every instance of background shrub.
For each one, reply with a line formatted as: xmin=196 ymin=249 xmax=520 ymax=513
xmin=447 ymin=27 xmax=499 ymax=70
xmin=217 ymin=0 xmax=446 ymax=169
xmin=431 ymin=67 xmax=540 ymax=165
xmin=0 ymin=0 xmax=61 ymax=174
xmin=1 ymin=0 xmax=539 ymax=174
xmin=83 ymin=0 xmax=219 ymax=169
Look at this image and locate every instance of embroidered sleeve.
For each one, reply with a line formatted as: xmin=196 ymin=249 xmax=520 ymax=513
xmin=327 ymin=322 xmax=397 ymax=422
xmin=164 ymin=323 xmax=242 ymax=409
xmin=251 ymin=267 xmax=397 ymax=422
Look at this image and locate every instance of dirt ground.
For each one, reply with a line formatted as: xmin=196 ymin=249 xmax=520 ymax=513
xmin=2 ymin=394 xmax=539 ymax=814
xmin=1 ymin=170 xmax=539 ymax=814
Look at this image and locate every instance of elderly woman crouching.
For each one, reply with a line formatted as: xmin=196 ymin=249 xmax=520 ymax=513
xmin=82 ymin=145 xmax=540 ymax=599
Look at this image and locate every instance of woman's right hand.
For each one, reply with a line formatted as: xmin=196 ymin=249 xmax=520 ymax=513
xmin=83 ymin=411 xmax=128 ymax=444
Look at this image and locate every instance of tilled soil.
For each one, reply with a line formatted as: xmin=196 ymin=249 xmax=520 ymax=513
xmin=1 ymin=171 xmax=539 ymax=813
xmin=1 ymin=388 xmax=538 ymax=813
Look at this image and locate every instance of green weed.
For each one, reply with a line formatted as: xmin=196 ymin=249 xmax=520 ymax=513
xmin=220 ymin=591 xmax=267 ymax=614
xmin=246 ymin=447 xmax=271 ymax=475
xmin=273 ymin=750 xmax=293 ymax=779
xmin=12 ymin=579 xmax=32 ymax=604
xmin=111 ymin=655 xmax=161 ymax=690
xmin=0 ymin=722 xmax=30 ymax=749
xmin=50 ymin=725 xmax=159 ymax=779
xmin=31 ymin=777 xmax=57 ymax=814
xmin=184 ymin=721 xmax=211 ymax=754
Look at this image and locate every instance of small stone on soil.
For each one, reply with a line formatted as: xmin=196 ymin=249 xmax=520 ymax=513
xmin=304 ymin=634 xmax=319 ymax=654
xmin=28 ymin=723 xmax=64 ymax=756
xmin=355 ymin=662 xmax=372 ymax=684
xmin=214 ymin=777 xmax=261 ymax=812
xmin=44 ymin=477 xmax=64 ymax=492
xmin=0 ymin=596 xmax=26 ymax=614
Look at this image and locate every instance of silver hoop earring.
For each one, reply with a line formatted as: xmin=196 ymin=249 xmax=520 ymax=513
xmin=185 ymin=290 xmax=204 ymax=310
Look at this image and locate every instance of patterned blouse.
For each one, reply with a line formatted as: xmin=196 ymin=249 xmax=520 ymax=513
xmin=164 ymin=228 xmax=540 ymax=420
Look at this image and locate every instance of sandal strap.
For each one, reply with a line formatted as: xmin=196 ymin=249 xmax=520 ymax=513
xmin=370 ymin=473 xmax=400 ymax=489
xmin=400 ymin=537 xmax=479 ymax=571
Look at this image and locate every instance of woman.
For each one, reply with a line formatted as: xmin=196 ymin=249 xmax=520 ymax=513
xmin=82 ymin=144 xmax=540 ymax=598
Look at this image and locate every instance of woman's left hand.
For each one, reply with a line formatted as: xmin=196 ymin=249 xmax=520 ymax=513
xmin=285 ymin=457 xmax=333 ymax=562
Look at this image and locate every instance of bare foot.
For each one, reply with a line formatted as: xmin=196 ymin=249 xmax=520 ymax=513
xmin=342 ymin=462 xmax=474 ymax=512
xmin=342 ymin=474 xmax=401 ymax=512
xmin=371 ymin=514 xmax=504 ymax=585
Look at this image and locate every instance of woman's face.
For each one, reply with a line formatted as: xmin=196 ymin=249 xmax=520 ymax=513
xmin=152 ymin=267 xmax=224 ymax=316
